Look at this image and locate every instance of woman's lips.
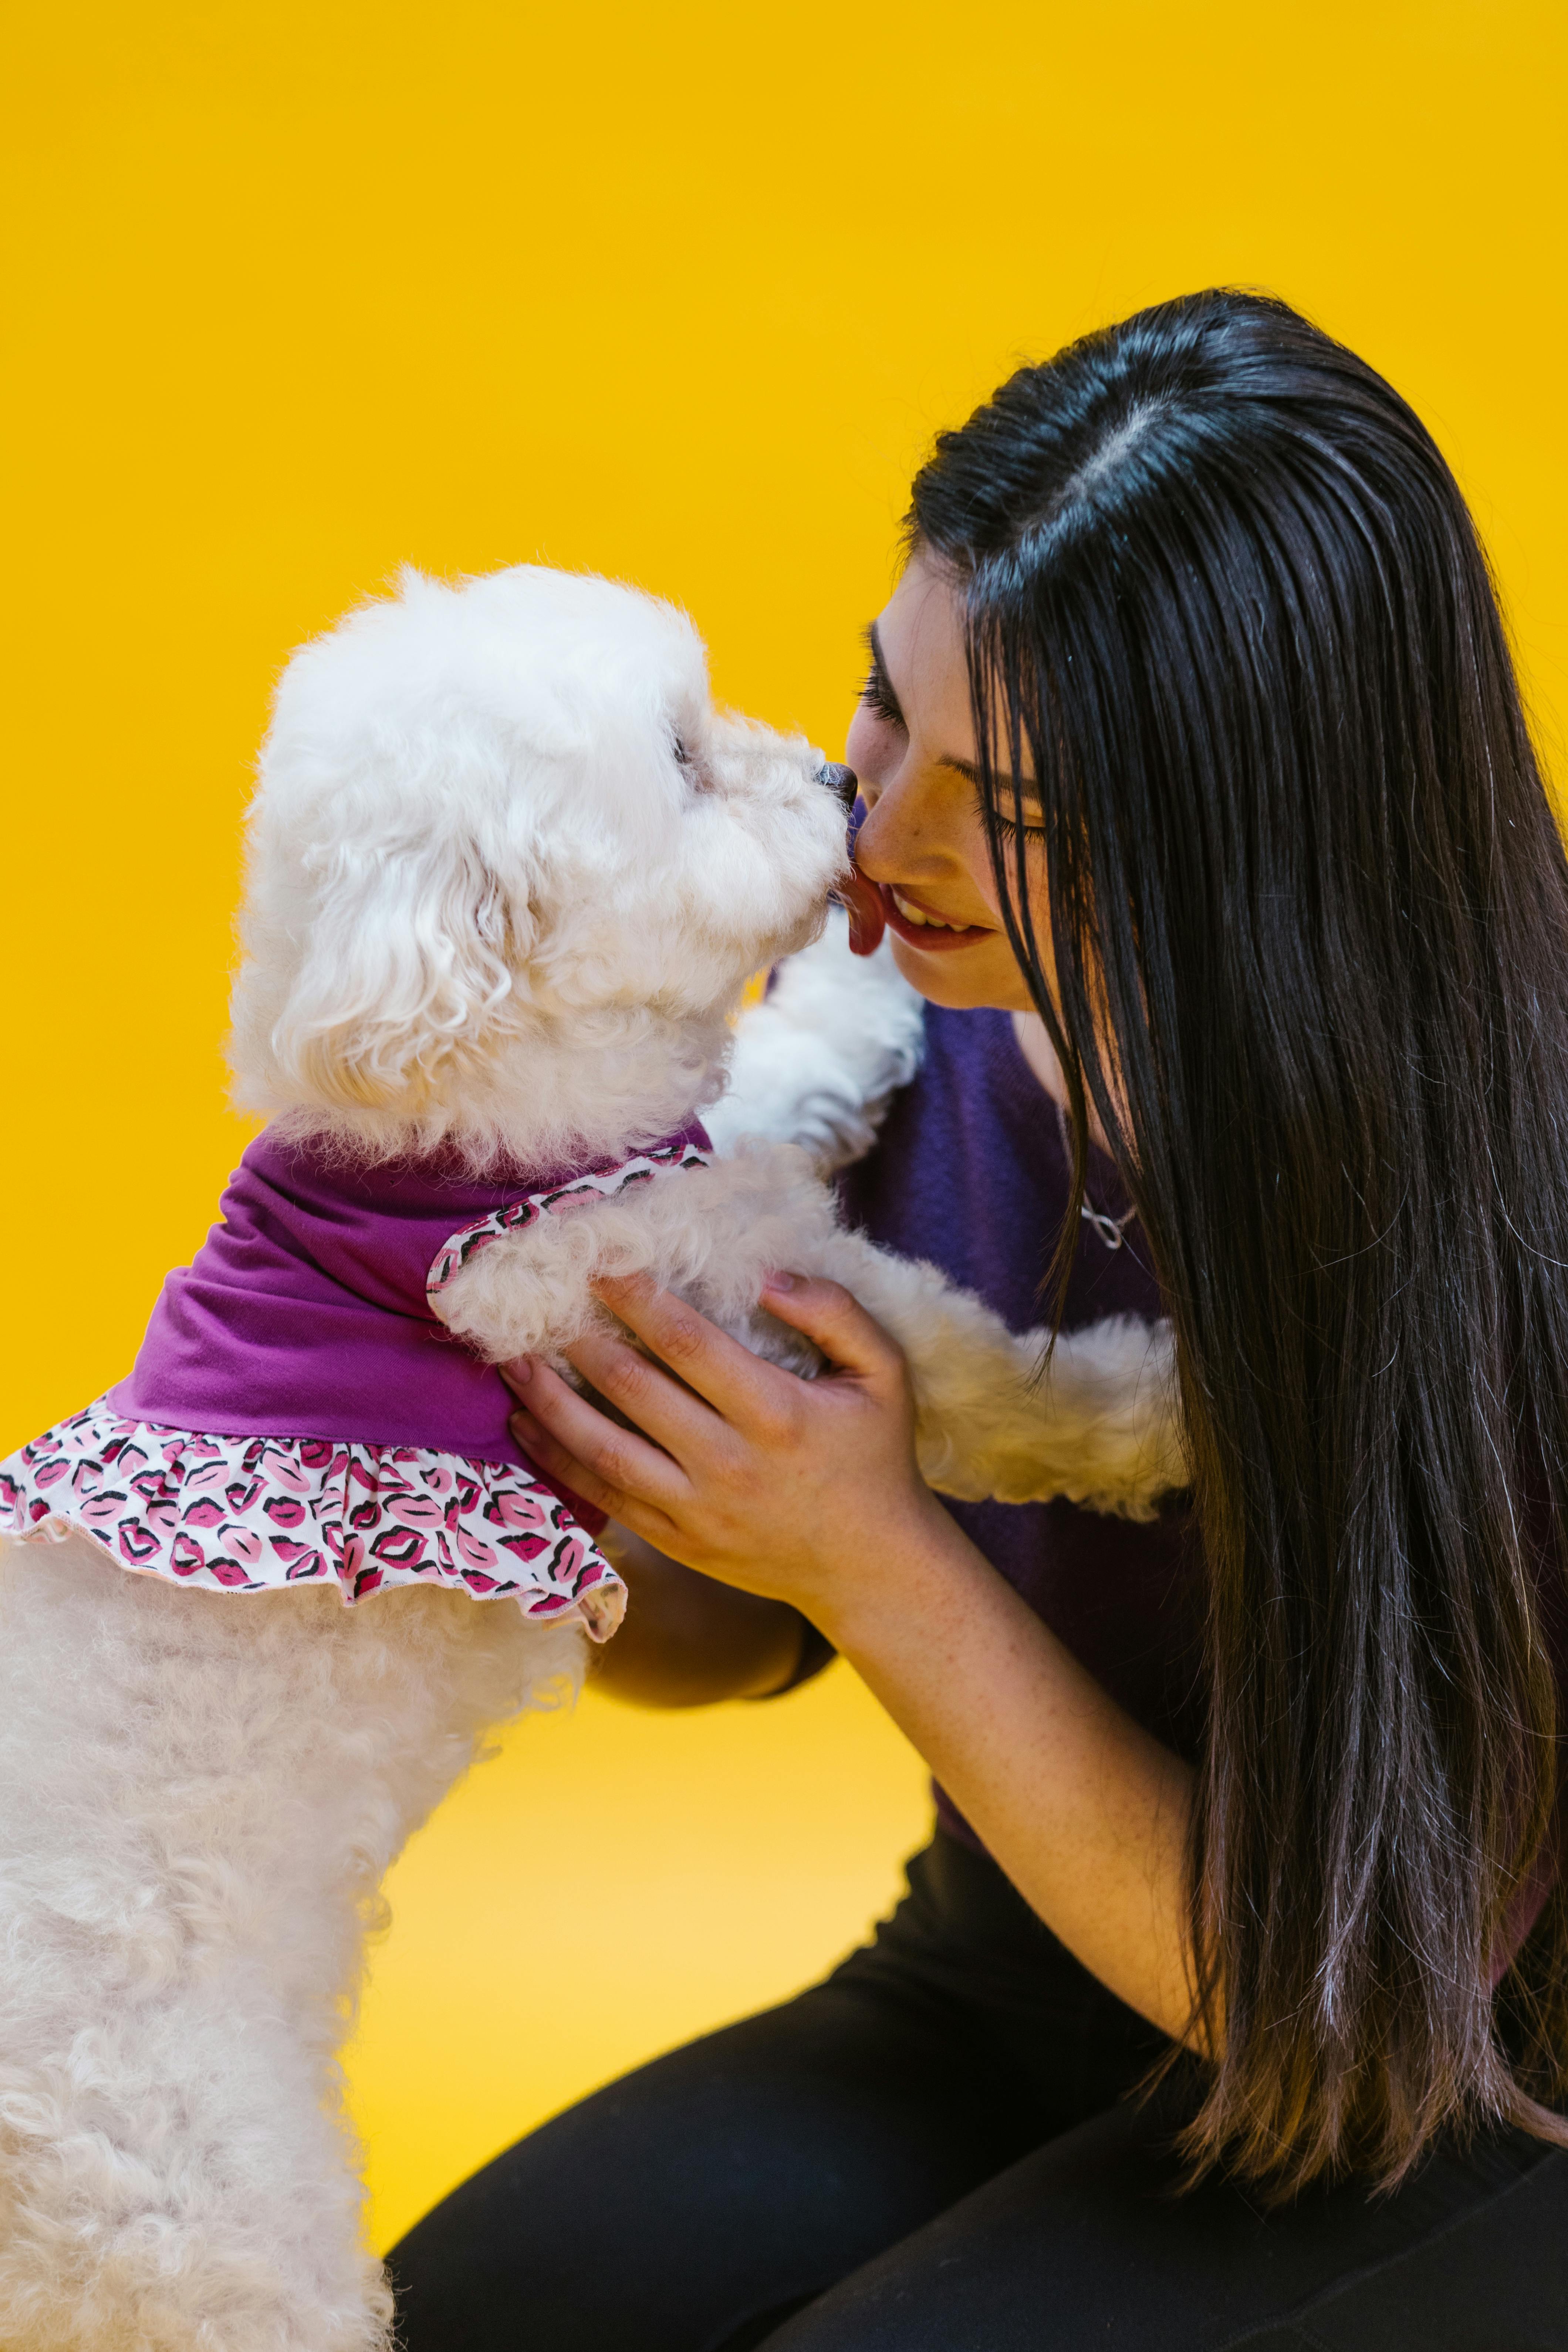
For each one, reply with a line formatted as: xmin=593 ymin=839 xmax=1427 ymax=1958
xmin=877 ymin=882 xmax=996 ymax=953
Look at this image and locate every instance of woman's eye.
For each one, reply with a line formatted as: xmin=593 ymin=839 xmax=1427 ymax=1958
xmin=977 ymin=780 xmax=1047 ymax=844
xmin=859 ymin=669 xmax=905 ymax=728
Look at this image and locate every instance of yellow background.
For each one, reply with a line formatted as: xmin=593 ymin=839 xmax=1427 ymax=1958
xmin=4 ymin=0 xmax=1564 ymax=2255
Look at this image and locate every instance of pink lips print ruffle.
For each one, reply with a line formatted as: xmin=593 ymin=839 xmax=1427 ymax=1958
xmin=0 ymin=1401 xmax=624 ymax=1639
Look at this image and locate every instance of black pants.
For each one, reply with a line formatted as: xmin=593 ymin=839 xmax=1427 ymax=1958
xmin=387 ymin=1833 xmax=1568 ymax=2350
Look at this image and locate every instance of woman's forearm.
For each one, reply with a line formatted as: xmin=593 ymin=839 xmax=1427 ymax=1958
xmin=818 ymin=1510 xmax=1200 ymax=2046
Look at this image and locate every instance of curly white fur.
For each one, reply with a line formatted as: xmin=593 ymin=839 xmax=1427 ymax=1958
xmin=0 ymin=1537 xmax=581 ymax=2351
xmin=1 ymin=561 xmax=1186 ymax=2349
xmin=703 ymin=909 xmax=928 ymax=1175
xmin=230 ymin=564 xmax=847 ymax=1167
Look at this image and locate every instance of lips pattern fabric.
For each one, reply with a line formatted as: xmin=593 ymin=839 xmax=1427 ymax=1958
xmin=426 ymin=1137 xmax=711 ymax=1295
xmin=0 ymin=1403 xmax=624 ymax=1639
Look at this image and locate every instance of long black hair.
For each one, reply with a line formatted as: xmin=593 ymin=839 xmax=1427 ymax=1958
xmin=909 ymin=289 xmax=1568 ymax=2191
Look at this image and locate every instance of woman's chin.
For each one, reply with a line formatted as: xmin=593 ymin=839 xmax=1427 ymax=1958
xmin=889 ymin=931 xmax=1032 ymax=1012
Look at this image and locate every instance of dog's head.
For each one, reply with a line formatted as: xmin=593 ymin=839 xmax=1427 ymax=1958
xmin=230 ymin=565 xmax=849 ymax=1155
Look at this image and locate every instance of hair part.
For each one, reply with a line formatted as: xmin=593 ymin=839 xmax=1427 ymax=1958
xmin=909 ymin=288 xmax=1568 ymax=2192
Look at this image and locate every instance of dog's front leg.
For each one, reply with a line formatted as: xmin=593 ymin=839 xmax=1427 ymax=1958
xmin=807 ymin=1226 xmax=1186 ymax=1518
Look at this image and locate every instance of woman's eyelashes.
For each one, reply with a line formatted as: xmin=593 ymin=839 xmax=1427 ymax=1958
xmin=860 ymin=644 xmax=907 ymax=724
xmin=858 ymin=669 xmax=904 ymax=728
xmin=982 ymin=790 xmax=1048 ymax=845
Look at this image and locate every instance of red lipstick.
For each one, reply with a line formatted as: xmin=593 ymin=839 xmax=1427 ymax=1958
xmin=875 ymin=882 xmax=996 ymax=954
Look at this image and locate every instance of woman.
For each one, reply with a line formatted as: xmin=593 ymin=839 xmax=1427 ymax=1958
xmin=388 ymin=291 xmax=1568 ymax=2347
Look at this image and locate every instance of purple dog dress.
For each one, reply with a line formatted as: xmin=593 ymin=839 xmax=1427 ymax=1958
xmin=0 ymin=1126 xmax=712 ymax=1638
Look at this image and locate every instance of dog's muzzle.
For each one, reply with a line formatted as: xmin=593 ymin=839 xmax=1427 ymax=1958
xmin=817 ymin=763 xmax=859 ymax=814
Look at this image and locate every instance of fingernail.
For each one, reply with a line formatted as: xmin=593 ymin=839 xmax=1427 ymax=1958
xmin=503 ymin=1358 xmax=534 ymax=1389
xmin=763 ymin=1270 xmax=798 ymax=1292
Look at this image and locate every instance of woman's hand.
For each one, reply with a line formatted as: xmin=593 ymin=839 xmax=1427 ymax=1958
xmin=503 ymin=1273 xmax=950 ymax=1642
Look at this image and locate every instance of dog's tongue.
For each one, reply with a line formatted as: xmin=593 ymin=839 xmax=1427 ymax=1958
xmin=831 ymin=794 xmax=885 ymax=956
xmin=836 ymin=865 xmax=886 ymax=957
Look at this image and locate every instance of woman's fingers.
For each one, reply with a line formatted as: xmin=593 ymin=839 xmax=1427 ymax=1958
xmin=504 ymin=1356 xmax=691 ymax=1514
xmin=589 ymin=1276 xmax=807 ymax=1423
xmin=561 ymin=1323 xmax=733 ymax=1457
xmin=507 ymin=1400 xmax=621 ymax=1517
xmin=499 ymin=1279 xmax=915 ymax=1594
xmin=507 ymin=1390 xmax=686 ymax=1543
xmin=508 ymin=1400 xmax=684 ymax=1556
xmin=756 ymin=1271 xmax=907 ymax=1388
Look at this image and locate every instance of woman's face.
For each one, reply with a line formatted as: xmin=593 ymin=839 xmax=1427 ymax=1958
xmin=845 ymin=552 xmax=1042 ymax=1013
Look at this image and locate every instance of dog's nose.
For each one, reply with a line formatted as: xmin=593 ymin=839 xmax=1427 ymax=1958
xmin=817 ymin=763 xmax=859 ymax=814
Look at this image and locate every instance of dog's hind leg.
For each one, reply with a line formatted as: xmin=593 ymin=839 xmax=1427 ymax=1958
xmin=0 ymin=1536 xmax=580 ymax=2352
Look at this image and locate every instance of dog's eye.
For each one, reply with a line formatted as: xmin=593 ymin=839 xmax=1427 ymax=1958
xmin=672 ymin=734 xmax=709 ymax=788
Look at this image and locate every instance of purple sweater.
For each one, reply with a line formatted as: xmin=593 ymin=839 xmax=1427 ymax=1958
xmin=109 ymin=1132 xmax=552 ymax=1463
xmin=840 ymin=1004 xmax=1205 ymax=1851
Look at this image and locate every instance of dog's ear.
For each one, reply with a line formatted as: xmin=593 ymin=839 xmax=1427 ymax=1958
xmin=238 ymin=825 xmax=535 ymax=1116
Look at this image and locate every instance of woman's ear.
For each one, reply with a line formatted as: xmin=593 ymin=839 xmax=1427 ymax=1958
xmin=233 ymin=822 xmax=535 ymax=1117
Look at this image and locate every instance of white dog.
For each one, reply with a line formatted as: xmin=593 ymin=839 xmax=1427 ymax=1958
xmin=0 ymin=565 xmax=1182 ymax=2351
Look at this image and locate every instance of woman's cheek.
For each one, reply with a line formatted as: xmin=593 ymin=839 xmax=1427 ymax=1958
xmin=844 ymin=704 xmax=895 ymax=788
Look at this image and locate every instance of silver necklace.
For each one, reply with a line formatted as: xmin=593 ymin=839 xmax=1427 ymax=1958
xmin=1055 ymin=1101 xmax=1139 ymax=1252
